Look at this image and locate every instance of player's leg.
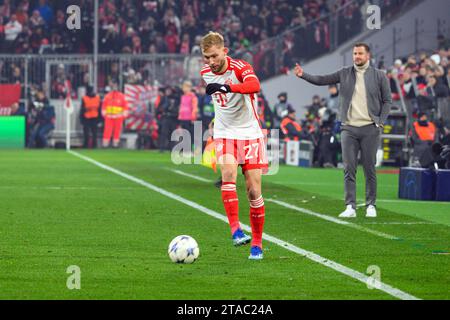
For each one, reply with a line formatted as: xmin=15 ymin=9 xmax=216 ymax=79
xmin=217 ymin=139 xmax=250 ymax=246
xmin=244 ymin=168 xmax=265 ymax=260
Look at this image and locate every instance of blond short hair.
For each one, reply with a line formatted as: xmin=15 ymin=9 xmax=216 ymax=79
xmin=200 ymin=32 xmax=224 ymax=51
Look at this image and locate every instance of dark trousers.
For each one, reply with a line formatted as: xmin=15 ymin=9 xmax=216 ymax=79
xmin=30 ymin=123 xmax=54 ymax=148
xmin=341 ymin=124 xmax=381 ymax=208
xmin=82 ymin=118 xmax=98 ymax=148
xmin=180 ymin=120 xmax=194 ymax=150
xmin=159 ymin=117 xmax=178 ymax=151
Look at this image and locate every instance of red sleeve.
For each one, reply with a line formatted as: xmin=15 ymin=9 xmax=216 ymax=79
xmin=229 ymin=60 xmax=260 ymax=94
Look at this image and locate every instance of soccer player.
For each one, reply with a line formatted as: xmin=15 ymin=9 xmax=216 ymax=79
xmin=200 ymin=32 xmax=267 ymax=260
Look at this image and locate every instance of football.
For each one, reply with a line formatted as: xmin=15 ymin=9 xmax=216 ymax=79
xmin=168 ymin=235 xmax=200 ymax=264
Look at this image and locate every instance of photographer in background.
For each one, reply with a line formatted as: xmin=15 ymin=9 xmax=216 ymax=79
xmin=28 ymin=90 xmax=55 ymax=148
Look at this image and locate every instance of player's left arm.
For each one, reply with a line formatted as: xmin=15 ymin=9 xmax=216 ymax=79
xmin=205 ymin=61 xmax=260 ymax=95
xmin=229 ymin=62 xmax=260 ymax=94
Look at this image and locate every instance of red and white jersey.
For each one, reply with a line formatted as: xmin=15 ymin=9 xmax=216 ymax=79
xmin=201 ymin=57 xmax=263 ymax=140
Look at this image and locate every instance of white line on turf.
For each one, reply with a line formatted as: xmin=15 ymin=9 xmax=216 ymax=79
xmin=163 ymin=170 xmax=411 ymax=238
xmin=0 ymin=186 xmax=141 ymax=190
xmin=355 ymin=198 xmax=450 ymax=205
xmin=170 ymin=169 xmax=213 ymax=183
xmin=267 ymin=199 xmax=400 ymax=241
xmin=361 ymin=222 xmax=436 ymax=225
xmin=68 ymin=150 xmax=419 ymax=300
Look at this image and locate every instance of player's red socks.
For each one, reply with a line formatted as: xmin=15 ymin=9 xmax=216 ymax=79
xmin=221 ymin=182 xmax=240 ymax=235
xmin=250 ymin=196 xmax=265 ymax=248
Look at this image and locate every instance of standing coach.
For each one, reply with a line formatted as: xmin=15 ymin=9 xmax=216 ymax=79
xmin=294 ymin=43 xmax=393 ymax=218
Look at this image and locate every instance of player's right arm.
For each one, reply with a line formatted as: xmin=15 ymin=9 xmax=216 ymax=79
xmin=294 ymin=63 xmax=341 ymax=86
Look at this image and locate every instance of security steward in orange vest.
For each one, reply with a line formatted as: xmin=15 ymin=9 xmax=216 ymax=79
xmin=280 ymin=105 xmax=304 ymax=141
xmin=102 ymin=80 xmax=129 ymax=148
xmin=410 ymin=112 xmax=437 ymax=158
xmin=80 ymin=85 xmax=101 ymax=148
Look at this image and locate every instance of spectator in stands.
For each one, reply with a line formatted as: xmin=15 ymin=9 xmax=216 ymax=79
xmin=280 ymin=105 xmax=306 ymax=142
xmin=257 ymin=91 xmax=274 ymax=130
xmin=29 ymin=90 xmax=55 ymax=148
xmin=29 ymin=9 xmax=44 ymax=28
xmin=0 ymin=0 xmax=12 ymax=18
xmin=34 ymin=0 xmax=53 ymax=26
xmin=80 ymin=85 xmax=101 ymax=149
xmin=164 ymin=27 xmax=180 ymax=54
xmin=315 ymin=108 xmax=339 ymax=168
xmin=416 ymin=82 xmax=435 ymax=116
xmin=10 ymin=102 xmax=26 ymax=116
xmin=197 ymin=85 xmax=214 ymax=134
xmin=273 ymin=92 xmax=293 ymax=129
xmin=440 ymin=145 xmax=450 ymax=169
xmin=100 ymin=24 xmax=120 ymax=54
xmin=326 ymin=84 xmax=339 ymax=114
xmin=10 ymin=64 xmax=22 ymax=83
xmin=306 ymin=95 xmax=324 ymax=120
xmin=428 ymin=75 xmax=449 ymax=98
xmin=410 ymin=112 xmax=438 ymax=160
xmin=15 ymin=5 xmax=28 ymax=26
xmin=178 ymin=80 xmax=198 ymax=148
xmin=179 ymin=33 xmax=191 ymax=54
xmin=159 ymin=86 xmax=180 ymax=152
xmin=4 ymin=14 xmax=22 ymax=51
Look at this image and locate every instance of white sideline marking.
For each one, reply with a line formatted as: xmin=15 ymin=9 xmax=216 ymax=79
xmin=170 ymin=169 xmax=213 ymax=183
xmin=355 ymin=198 xmax=450 ymax=205
xmin=0 ymin=186 xmax=140 ymax=190
xmin=68 ymin=150 xmax=419 ymax=300
xmin=361 ymin=222 xmax=435 ymax=225
xmin=267 ymin=199 xmax=399 ymax=241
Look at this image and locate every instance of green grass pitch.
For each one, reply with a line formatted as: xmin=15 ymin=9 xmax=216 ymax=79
xmin=0 ymin=149 xmax=448 ymax=300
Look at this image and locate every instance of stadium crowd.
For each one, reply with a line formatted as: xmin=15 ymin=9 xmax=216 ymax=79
xmin=0 ymin=0 xmax=417 ymax=81
xmin=0 ymin=0 xmax=358 ymax=54
xmin=273 ymin=46 xmax=450 ymax=168
xmin=1 ymin=0 xmax=447 ymax=167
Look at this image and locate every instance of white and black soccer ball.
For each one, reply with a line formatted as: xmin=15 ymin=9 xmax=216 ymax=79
xmin=168 ymin=235 xmax=200 ymax=264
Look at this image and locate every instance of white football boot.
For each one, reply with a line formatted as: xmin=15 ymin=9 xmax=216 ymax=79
xmin=366 ymin=205 xmax=377 ymax=218
xmin=339 ymin=205 xmax=356 ymax=218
